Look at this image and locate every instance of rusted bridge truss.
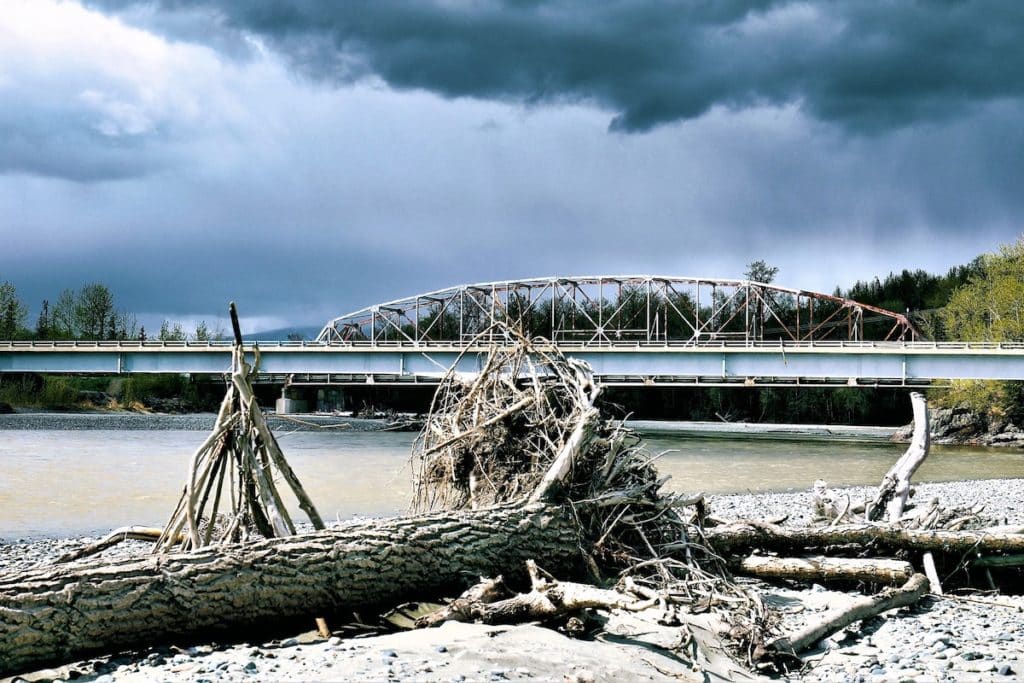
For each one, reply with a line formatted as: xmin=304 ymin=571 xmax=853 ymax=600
xmin=317 ymin=276 xmax=918 ymax=345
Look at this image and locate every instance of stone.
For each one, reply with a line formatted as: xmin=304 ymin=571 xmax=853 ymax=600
xmin=435 ymin=645 xmax=449 ymax=653
xmin=997 ymin=664 xmax=1014 ymax=676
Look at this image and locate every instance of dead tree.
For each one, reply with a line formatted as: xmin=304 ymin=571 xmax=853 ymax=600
xmin=0 ymin=505 xmax=580 ymax=676
xmin=867 ymin=391 xmax=930 ymax=522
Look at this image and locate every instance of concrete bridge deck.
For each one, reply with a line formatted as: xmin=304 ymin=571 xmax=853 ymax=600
xmin=3 ymin=340 xmax=1024 ymax=386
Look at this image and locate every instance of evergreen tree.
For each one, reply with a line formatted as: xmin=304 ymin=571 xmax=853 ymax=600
xmin=0 ymin=281 xmax=27 ymax=339
xmin=36 ymin=300 xmax=50 ymax=339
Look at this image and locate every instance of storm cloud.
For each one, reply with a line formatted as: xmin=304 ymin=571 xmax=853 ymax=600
xmin=95 ymin=0 xmax=1024 ymax=133
xmin=1 ymin=1 xmax=1022 ymax=332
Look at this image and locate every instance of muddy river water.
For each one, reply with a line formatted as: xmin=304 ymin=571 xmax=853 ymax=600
xmin=2 ymin=428 xmax=1022 ymax=538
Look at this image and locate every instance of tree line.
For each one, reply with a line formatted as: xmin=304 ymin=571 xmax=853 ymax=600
xmin=0 ymin=282 xmax=222 ymax=342
xmin=3 ymin=236 xmax=1023 ymax=422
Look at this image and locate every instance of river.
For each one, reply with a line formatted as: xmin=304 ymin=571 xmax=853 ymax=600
xmin=1 ymin=428 xmax=1022 ymax=539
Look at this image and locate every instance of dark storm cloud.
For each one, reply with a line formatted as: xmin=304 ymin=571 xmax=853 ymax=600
xmin=95 ymin=0 xmax=1024 ymax=133
xmin=0 ymin=115 xmax=163 ymax=182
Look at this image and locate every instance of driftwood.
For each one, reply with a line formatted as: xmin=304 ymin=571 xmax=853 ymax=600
xmin=868 ymin=392 xmax=930 ymax=522
xmin=6 ymin=327 xmax=1014 ymax=677
xmin=417 ymin=559 xmax=654 ymax=627
xmin=705 ymin=521 xmax=1024 ymax=558
xmin=733 ymin=555 xmax=915 ymax=585
xmin=156 ymin=303 xmax=324 ymax=553
xmin=0 ymin=504 xmax=580 ymax=676
xmin=54 ymin=526 xmax=167 ymax=564
xmin=765 ymin=573 xmax=930 ymax=657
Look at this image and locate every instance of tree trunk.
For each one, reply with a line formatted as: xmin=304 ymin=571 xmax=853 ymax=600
xmin=733 ymin=555 xmax=914 ymax=585
xmin=705 ymin=521 xmax=1024 ymax=558
xmin=0 ymin=504 xmax=579 ymax=677
xmin=765 ymin=574 xmax=930 ymax=657
xmin=868 ymin=391 xmax=930 ymax=522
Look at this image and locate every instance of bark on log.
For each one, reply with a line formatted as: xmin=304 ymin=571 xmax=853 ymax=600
xmin=0 ymin=504 xmax=579 ymax=677
xmin=705 ymin=522 xmax=1024 ymax=557
xmin=733 ymin=555 xmax=914 ymax=585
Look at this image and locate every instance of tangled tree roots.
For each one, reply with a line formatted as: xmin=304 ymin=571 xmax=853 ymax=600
xmin=411 ymin=325 xmax=775 ymax=666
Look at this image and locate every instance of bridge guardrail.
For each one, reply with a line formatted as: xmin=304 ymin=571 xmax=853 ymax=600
xmin=3 ymin=340 xmax=1024 ymax=351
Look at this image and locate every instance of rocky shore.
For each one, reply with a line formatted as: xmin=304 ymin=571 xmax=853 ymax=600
xmin=893 ymin=406 xmax=1024 ymax=448
xmin=4 ymin=478 xmax=1023 ymax=682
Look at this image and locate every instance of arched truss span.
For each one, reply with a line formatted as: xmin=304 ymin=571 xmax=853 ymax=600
xmin=317 ymin=276 xmax=920 ymax=345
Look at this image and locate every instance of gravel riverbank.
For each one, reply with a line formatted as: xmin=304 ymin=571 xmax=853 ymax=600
xmin=3 ymin=479 xmax=1023 ymax=682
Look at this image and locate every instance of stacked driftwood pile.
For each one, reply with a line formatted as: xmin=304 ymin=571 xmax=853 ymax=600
xmin=1 ymin=324 xmax=1023 ymax=678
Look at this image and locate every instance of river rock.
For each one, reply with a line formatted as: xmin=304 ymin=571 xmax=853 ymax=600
xmin=894 ymin=406 xmax=1024 ymax=447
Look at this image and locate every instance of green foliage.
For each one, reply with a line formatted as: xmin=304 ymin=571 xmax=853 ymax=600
xmin=39 ymin=377 xmax=79 ymax=408
xmin=158 ymin=320 xmax=186 ymax=341
xmin=49 ymin=289 xmax=78 ymax=339
xmin=121 ymin=374 xmax=187 ymax=404
xmin=0 ymin=280 xmax=28 ymax=339
xmin=931 ymin=237 xmax=1024 ymax=416
xmin=744 ymin=260 xmax=779 ymax=284
xmin=0 ymin=374 xmax=79 ymax=409
xmin=75 ymin=283 xmax=118 ymax=339
xmin=941 ymin=238 xmax=1024 ymax=343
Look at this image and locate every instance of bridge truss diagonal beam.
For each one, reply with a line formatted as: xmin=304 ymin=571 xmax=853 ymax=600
xmin=316 ymin=275 xmax=920 ymax=347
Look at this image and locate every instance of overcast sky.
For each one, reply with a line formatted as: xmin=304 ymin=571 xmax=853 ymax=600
xmin=2 ymin=1 xmax=1022 ymax=334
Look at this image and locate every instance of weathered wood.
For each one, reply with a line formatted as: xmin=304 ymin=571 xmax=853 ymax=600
xmin=705 ymin=522 xmax=1024 ymax=557
xmin=734 ymin=555 xmax=914 ymax=585
xmin=922 ymin=551 xmax=943 ymax=595
xmin=868 ymin=392 xmax=929 ymax=522
xmin=418 ymin=560 xmax=652 ymax=627
xmin=765 ymin=573 xmax=929 ymax=657
xmin=54 ymin=527 xmax=167 ymax=564
xmin=0 ymin=504 xmax=579 ymax=677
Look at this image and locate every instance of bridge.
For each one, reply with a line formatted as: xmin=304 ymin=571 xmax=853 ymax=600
xmin=2 ymin=276 xmax=1024 ymax=387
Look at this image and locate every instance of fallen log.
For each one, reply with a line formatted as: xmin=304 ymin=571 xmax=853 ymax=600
xmin=705 ymin=521 xmax=1024 ymax=557
xmin=764 ymin=573 xmax=929 ymax=658
xmin=0 ymin=503 xmax=578 ymax=677
xmin=733 ymin=555 xmax=914 ymax=585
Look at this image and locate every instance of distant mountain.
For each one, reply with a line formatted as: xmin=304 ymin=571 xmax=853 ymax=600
xmin=242 ymin=324 xmax=324 ymax=342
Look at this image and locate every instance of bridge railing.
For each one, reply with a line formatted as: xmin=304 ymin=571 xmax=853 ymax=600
xmin=3 ymin=340 xmax=1024 ymax=351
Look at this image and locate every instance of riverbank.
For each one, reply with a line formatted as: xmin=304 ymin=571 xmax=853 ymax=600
xmin=4 ymin=478 xmax=1022 ymax=682
xmin=0 ymin=411 xmax=394 ymax=432
xmin=628 ymin=419 xmax=896 ymax=442
xmin=0 ymin=411 xmax=899 ymax=442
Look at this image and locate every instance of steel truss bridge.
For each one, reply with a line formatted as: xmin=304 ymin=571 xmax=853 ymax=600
xmin=3 ymin=276 xmax=1024 ymax=387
